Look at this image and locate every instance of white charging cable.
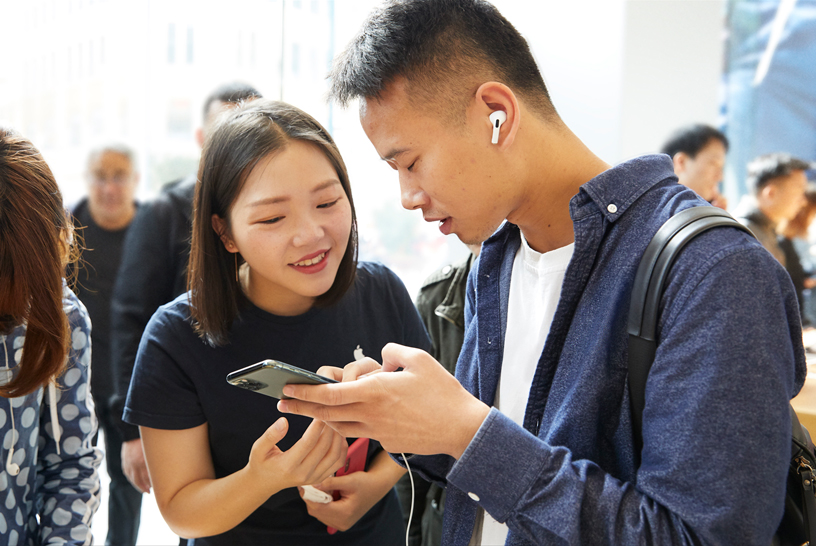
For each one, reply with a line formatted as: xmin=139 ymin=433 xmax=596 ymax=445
xmin=401 ymin=453 xmax=415 ymax=546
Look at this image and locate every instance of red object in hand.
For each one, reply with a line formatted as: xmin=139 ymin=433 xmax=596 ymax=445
xmin=327 ymin=437 xmax=370 ymax=534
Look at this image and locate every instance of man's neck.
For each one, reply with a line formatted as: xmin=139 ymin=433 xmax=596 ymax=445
xmin=509 ymin=124 xmax=610 ymax=253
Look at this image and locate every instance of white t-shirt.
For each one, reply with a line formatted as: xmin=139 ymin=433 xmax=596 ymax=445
xmin=476 ymin=234 xmax=574 ymax=546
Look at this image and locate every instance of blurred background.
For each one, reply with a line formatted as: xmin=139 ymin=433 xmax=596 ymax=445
xmin=2 ymin=0 xmax=814 ymax=294
xmin=0 ymin=0 xmax=814 ymax=542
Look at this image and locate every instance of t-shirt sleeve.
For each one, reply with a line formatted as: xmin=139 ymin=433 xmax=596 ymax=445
xmin=123 ymin=303 xmax=206 ymax=430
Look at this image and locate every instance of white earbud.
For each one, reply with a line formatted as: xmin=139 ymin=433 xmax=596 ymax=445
xmin=489 ymin=110 xmax=507 ymax=144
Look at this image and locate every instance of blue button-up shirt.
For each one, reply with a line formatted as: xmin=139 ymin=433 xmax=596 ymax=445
xmin=409 ymin=155 xmax=806 ymax=545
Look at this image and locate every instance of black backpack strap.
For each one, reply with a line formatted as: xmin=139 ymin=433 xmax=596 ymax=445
xmin=627 ymin=206 xmax=752 ymax=461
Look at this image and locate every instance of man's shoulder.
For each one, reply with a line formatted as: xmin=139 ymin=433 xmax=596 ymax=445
xmin=418 ymin=254 xmax=473 ymax=294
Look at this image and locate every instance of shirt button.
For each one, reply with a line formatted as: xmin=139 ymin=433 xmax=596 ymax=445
xmin=607 ymin=203 xmax=618 ymax=214
xmin=468 ymin=492 xmax=480 ymax=502
xmin=442 ymin=265 xmax=452 ymax=275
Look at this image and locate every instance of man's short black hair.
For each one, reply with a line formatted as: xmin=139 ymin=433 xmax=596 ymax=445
xmin=202 ymin=82 xmax=261 ymax=122
xmin=660 ymin=124 xmax=729 ymax=159
xmin=747 ymin=152 xmax=812 ymax=193
xmin=329 ymin=0 xmax=556 ymax=120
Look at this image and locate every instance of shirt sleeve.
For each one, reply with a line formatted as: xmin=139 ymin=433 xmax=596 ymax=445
xmin=123 ymin=304 xmax=206 ymax=431
xmin=36 ymin=294 xmax=103 ymax=545
xmin=444 ymin=243 xmax=800 ymax=545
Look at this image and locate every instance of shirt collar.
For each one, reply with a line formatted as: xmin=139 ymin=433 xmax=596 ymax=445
xmin=484 ymin=154 xmax=677 ymax=246
xmin=572 ymin=154 xmax=677 ymax=222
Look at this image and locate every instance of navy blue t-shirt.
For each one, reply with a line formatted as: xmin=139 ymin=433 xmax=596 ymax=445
xmin=124 ymin=262 xmax=431 ymax=545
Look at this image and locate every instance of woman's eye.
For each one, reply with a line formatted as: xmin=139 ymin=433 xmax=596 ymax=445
xmin=261 ymin=216 xmax=283 ymax=224
xmin=407 ymin=160 xmax=417 ymax=172
xmin=317 ymin=198 xmax=340 ymax=209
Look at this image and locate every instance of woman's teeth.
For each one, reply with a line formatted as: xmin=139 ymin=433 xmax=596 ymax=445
xmin=294 ymin=252 xmax=326 ymax=267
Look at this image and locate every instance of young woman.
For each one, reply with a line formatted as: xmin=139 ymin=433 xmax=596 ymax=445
xmin=123 ymin=100 xmax=431 ymax=545
xmin=0 ymin=127 xmax=102 ymax=545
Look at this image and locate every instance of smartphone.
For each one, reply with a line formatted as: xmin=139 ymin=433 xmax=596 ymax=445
xmin=226 ymin=359 xmax=337 ymax=400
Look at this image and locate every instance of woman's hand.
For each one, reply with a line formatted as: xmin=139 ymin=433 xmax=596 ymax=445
xmin=246 ymin=417 xmax=348 ymax=493
xmin=142 ymin=420 xmax=347 ymax=539
xmin=298 ymin=450 xmax=406 ymax=532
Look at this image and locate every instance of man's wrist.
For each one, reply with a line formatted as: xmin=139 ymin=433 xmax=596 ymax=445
xmin=448 ymin=400 xmax=491 ymax=460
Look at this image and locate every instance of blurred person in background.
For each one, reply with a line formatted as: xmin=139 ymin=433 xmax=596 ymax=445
xmin=109 ymin=82 xmax=260 ymax=514
xmin=660 ymin=123 xmax=729 ymax=209
xmin=0 ymin=127 xmax=103 ymax=545
xmin=779 ymin=184 xmax=816 ymax=327
xmin=70 ymin=144 xmax=140 ymax=546
xmin=735 ymin=152 xmax=810 ymax=267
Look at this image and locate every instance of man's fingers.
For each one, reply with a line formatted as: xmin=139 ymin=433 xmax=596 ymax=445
xmin=281 ymin=377 xmax=376 ymax=406
xmin=381 ymin=342 xmax=427 ymax=372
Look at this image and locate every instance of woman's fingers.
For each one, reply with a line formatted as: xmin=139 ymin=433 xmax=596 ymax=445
xmin=316 ymin=366 xmax=344 ymax=382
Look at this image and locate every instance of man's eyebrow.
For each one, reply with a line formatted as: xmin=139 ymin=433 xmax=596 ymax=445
xmin=247 ymin=179 xmax=340 ymax=208
xmin=382 ymin=148 xmax=410 ymax=162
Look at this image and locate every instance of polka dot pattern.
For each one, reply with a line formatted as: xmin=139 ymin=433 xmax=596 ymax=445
xmin=0 ymin=288 xmax=102 ymax=545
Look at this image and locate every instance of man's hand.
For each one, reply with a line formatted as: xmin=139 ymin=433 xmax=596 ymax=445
xmin=122 ymin=437 xmax=151 ymax=494
xmin=278 ymin=343 xmax=490 ymax=459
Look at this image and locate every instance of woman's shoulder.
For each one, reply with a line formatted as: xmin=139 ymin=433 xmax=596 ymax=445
xmin=352 ymin=261 xmax=412 ymax=304
xmin=356 ymin=261 xmax=403 ymax=287
xmin=150 ymin=292 xmax=194 ymax=324
xmin=62 ymin=283 xmax=91 ymax=333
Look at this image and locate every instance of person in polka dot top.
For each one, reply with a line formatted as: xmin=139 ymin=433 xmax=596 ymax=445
xmin=0 ymin=127 xmax=103 ymax=546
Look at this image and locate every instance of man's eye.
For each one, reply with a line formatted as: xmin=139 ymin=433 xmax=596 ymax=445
xmin=318 ymin=199 xmax=340 ymax=209
xmin=407 ymin=160 xmax=417 ymax=172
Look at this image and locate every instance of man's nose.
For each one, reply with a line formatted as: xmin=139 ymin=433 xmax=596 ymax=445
xmin=399 ymin=179 xmax=428 ymax=211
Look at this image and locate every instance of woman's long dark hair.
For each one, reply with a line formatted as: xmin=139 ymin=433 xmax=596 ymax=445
xmin=0 ymin=127 xmax=77 ymax=397
xmin=188 ymin=100 xmax=358 ymax=346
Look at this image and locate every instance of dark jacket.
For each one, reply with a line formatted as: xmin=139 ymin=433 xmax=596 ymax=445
xmin=734 ymin=197 xmax=786 ymax=266
xmin=110 ymin=174 xmax=196 ymax=440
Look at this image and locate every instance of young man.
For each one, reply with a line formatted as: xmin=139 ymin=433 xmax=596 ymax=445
xmin=734 ymin=152 xmax=810 ymax=267
xmin=71 ymin=144 xmax=141 ymax=546
xmin=660 ymin=124 xmax=729 ymax=208
xmin=280 ymin=1 xmax=805 ymax=545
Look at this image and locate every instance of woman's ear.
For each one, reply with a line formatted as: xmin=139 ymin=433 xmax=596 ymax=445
xmin=211 ymin=214 xmax=238 ymax=253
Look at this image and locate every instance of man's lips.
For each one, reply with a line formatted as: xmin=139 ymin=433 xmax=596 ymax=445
xmin=425 ymin=217 xmax=452 ymax=235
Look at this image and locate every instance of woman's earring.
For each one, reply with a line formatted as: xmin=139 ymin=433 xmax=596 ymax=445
xmin=235 ymin=254 xmax=239 ymax=283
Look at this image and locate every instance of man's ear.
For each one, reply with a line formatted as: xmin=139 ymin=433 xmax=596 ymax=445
xmin=473 ymin=81 xmax=520 ymax=150
xmin=759 ymin=182 xmax=777 ymax=202
xmin=672 ymin=152 xmax=689 ymax=174
xmin=211 ymin=214 xmax=238 ymax=253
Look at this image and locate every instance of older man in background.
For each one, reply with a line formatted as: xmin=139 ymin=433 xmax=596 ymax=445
xmin=71 ymin=144 xmax=141 ymax=546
